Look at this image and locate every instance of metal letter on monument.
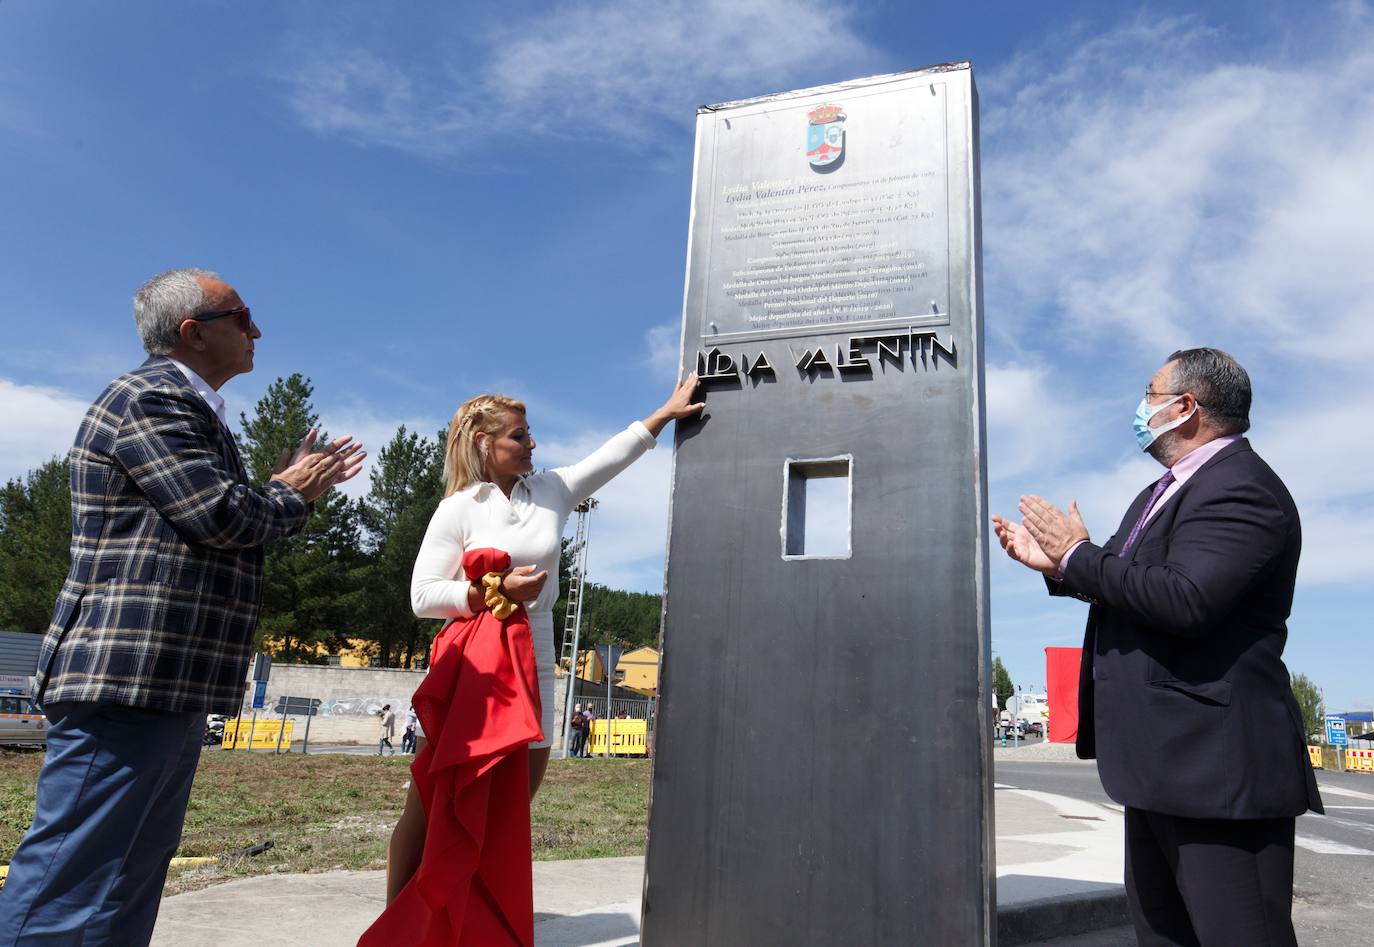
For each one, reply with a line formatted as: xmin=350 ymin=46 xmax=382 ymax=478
xmin=644 ymin=63 xmax=993 ymax=944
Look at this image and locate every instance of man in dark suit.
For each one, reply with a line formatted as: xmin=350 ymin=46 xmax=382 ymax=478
xmin=993 ymin=348 xmax=1320 ymax=946
xmin=0 ymin=269 xmax=365 ymax=945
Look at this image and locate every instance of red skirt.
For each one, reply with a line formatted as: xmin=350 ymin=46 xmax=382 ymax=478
xmin=359 ymin=548 xmax=544 ymax=946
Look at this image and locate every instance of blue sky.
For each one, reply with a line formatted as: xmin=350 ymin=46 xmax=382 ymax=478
xmin=2 ymin=1 xmax=1370 ymax=708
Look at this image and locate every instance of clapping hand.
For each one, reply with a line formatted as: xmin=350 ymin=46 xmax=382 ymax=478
xmin=271 ymin=430 xmax=367 ymax=502
xmin=1018 ymin=496 xmax=1089 ymax=562
xmin=991 ymin=514 xmax=1058 ymax=576
xmin=272 ymin=429 xmax=318 ymax=476
xmin=991 ymin=496 xmax=1089 ymax=577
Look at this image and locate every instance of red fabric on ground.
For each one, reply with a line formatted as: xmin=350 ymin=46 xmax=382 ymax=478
xmin=359 ymin=548 xmax=544 ymax=947
xmin=1045 ymin=646 xmax=1082 ymax=744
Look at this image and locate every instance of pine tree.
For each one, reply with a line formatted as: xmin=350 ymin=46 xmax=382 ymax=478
xmin=0 ymin=457 xmax=72 ymax=630
xmin=992 ymin=657 xmax=1014 ymax=710
xmin=580 ymin=584 xmax=662 ymax=649
xmin=357 ymin=425 xmax=445 ymax=667
xmin=237 ymin=375 xmax=362 ymax=661
xmin=1290 ymin=672 xmax=1324 ymax=742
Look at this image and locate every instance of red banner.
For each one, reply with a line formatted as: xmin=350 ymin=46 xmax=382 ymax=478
xmin=1045 ymin=647 xmax=1082 ymax=744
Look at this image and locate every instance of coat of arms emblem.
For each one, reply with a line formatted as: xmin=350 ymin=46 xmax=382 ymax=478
xmin=806 ymin=103 xmax=845 ymax=170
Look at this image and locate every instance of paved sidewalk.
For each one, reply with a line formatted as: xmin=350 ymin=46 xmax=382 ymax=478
xmin=152 ymin=779 xmax=1126 ymax=946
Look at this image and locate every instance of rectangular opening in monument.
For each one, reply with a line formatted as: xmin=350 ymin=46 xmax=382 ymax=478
xmin=783 ymin=457 xmax=852 ymax=559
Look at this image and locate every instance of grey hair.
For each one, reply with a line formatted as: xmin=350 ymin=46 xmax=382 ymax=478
xmin=1167 ymin=347 xmax=1251 ymax=435
xmin=132 ymin=268 xmax=219 ymax=355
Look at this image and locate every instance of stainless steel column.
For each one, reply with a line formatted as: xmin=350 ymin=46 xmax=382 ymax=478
xmin=643 ymin=62 xmax=993 ymax=945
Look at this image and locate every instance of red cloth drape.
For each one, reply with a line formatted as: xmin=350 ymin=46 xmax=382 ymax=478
xmin=359 ymin=548 xmax=544 ymax=947
xmin=1045 ymin=647 xmax=1082 ymax=744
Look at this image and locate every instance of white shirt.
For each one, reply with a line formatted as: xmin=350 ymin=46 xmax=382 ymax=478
xmin=411 ymin=422 xmax=656 ymax=621
xmin=166 ymin=357 xmax=228 ymax=427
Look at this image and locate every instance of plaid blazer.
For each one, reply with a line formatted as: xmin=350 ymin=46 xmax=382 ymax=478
xmin=36 ymin=356 xmax=312 ymax=714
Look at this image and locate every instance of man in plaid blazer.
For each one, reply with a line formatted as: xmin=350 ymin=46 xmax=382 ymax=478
xmin=0 ymin=268 xmax=365 ymax=946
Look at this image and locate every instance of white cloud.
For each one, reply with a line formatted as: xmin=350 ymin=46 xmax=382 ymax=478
xmin=985 ymin=361 xmax=1106 ymax=483
xmin=277 ymin=0 xmax=877 ymax=159
xmin=1288 ymin=503 xmax=1374 ymax=586
xmin=283 ymin=50 xmax=475 ymax=156
xmin=484 ymin=0 xmax=872 ymax=139
xmin=1254 ymin=394 xmax=1374 ymax=586
xmin=0 ymin=378 xmax=89 ymax=484
xmin=983 ymin=11 xmax=1374 ymax=362
xmin=644 ymin=322 xmax=681 ymax=383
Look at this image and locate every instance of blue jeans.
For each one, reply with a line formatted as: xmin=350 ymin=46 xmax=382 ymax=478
xmin=0 ymin=703 xmax=204 ymax=946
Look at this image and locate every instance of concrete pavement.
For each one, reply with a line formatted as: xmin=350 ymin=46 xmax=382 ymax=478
xmin=153 ymin=747 xmax=1129 ymax=946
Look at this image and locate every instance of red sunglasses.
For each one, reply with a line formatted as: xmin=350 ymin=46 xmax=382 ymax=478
xmin=189 ymin=306 xmax=253 ymax=332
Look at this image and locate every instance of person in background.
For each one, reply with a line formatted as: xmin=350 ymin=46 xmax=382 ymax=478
xmin=582 ymin=705 xmax=597 ymax=758
xmin=378 ymin=703 xmax=397 ymax=756
xmin=569 ymin=703 xmax=586 ymax=758
xmin=0 ymin=268 xmax=363 ymax=947
xmin=401 ymin=706 xmax=418 ymax=754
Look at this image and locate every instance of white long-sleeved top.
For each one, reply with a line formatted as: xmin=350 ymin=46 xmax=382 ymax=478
xmin=411 ymin=422 xmax=656 ymax=621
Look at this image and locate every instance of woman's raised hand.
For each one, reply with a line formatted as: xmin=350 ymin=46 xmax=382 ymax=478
xmin=644 ymin=372 xmax=706 ymax=436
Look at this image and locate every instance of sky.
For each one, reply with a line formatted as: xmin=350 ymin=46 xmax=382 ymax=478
xmin=1 ymin=1 xmax=1371 ymax=709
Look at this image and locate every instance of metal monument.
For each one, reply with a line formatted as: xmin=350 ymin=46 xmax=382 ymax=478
xmin=643 ymin=63 xmax=992 ymax=944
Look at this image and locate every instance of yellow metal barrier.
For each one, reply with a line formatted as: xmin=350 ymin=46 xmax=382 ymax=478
xmin=588 ymin=719 xmax=649 ymax=757
xmin=1308 ymin=745 xmax=1323 ymax=769
xmin=1348 ymin=748 xmax=1374 ymax=774
xmin=223 ymin=718 xmax=294 ymax=749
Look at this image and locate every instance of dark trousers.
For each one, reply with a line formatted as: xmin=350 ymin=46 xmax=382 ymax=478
xmin=1124 ymin=806 xmax=1298 ymax=947
xmin=0 ymin=703 xmax=204 ymax=946
xmin=568 ymin=728 xmax=585 ymax=757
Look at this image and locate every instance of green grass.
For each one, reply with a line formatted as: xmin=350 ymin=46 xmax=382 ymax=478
xmin=1 ymin=749 xmax=651 ymax=895
xmin=532 ymin=758 xmax=652 ymax=860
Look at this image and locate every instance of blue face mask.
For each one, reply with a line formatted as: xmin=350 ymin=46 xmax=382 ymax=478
xmin=1133 ymin=395 xmax=1194 ymax=451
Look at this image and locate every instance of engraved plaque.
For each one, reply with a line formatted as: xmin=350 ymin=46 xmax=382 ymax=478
xmin=693 ymin=73 xmax=958 ymax=343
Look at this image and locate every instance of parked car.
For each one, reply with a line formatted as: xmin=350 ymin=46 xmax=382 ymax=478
xmin=0 ymin=694 xmax=49 ymax=747
xmin=1015 ymin=720 xmax=1044 ymax=738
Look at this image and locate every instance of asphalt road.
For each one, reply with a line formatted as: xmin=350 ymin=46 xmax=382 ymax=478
xmin=997 ymin=758 xmax=1374 ymax=946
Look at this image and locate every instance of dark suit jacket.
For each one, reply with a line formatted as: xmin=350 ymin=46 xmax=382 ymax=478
xmin=37 ymin=356 xmax=312 ymax=715
xmin=1053 ymin=438 xmax=1322 ymax=819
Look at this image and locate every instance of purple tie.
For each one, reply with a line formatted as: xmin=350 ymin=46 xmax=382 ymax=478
xmin=1118 ymin=471 xmax=1175 ymax=557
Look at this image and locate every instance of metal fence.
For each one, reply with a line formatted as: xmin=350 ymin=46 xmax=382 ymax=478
xmin=576 ymin=696 xmax=655 ymax=726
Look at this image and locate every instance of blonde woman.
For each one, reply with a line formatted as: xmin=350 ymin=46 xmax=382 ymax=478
xmin=383 ymin=375 xmax=703 ymax=905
